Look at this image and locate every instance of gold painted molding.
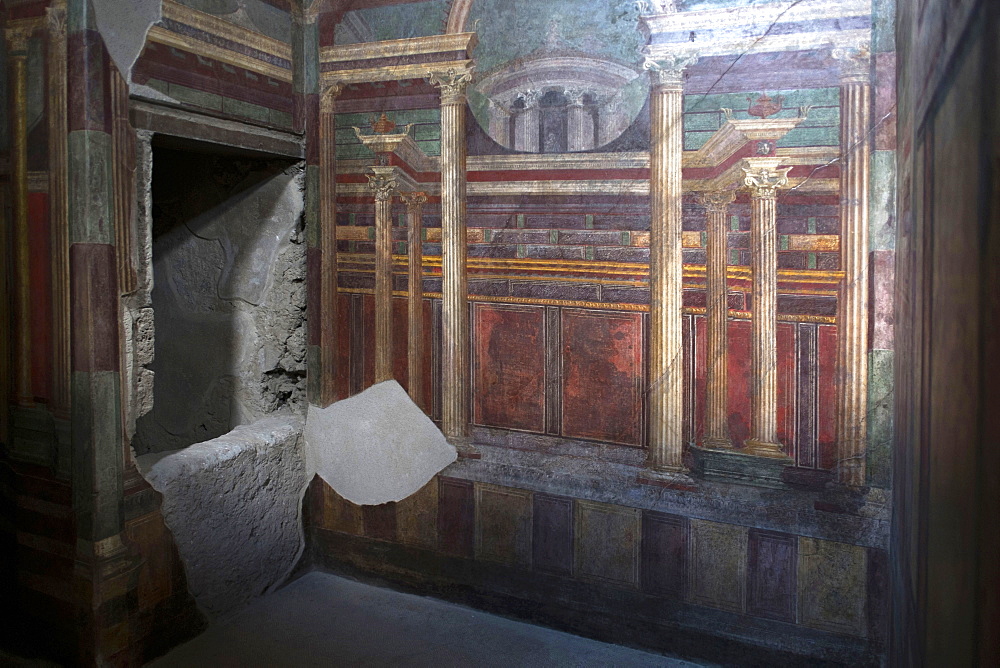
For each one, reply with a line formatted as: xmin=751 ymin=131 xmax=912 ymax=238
xmin=161 ymin=0 xmax=291 ymax=61
xmin=321 ymin=59 xmax=473 ymax=86
xmin=321 ymin=32 xmax=477 ymax=63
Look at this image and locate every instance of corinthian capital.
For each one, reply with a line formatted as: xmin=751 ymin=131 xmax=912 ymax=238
xmin=643 ymin=52 xmax=698 ymax=89
xmin=5 ymin=22 xmax=35 ymax=54
xmin=831 ymin=43 xmax=871 ymax=83
xmin=742 ymin=161 xmax=791 ymax=200
xmin=46 ymin=4 xmax=67 ymax=38
xmin=427 ymin=67 xmax=474 ymax=105
xmin=699 ymin=189 xmax=737 ymax=212
xmin=399 ymin=191 xmax=428 ymax=210
xmin=518 ymin=89 xmax=543 ymax=109
xmin=367 ymin=167 xmax=397 ymax=203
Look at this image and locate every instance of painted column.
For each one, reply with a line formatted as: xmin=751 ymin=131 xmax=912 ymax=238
xmin=6 ymin=22 xmax=34 ymax=406
xmin=428 ymin=67 xmax=473 ymax=449
xmin=319 ymin=83 xmax=342 ymax=404
xmin=513 ymin=89 xmax=541 ymax=153
xmin=486 ymin=98 xmax=511 ymax=148
xmin=700 ymin=189 xmax=736 ymax=449
xmin=642 ymin=54 xmax=695 ymax=478
xmin=401 ymin=191 xmax=428 ymax=409
xmin=368 ymin=167 xmax=398 ymax=384
xmin=742 ymin=160 xmax=791 ymax=458
xmin=833 ymin=46 xmax=872 ymax=486
xmin=566 ymin=88 xmax=593 ymax=152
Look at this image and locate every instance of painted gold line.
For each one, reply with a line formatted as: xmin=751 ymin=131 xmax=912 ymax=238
xmin=161 ymin=0 xmax=291 ymax=61
xmin=147 ymin=26 xmax=292 ymax=82
xmin=321 ymin=32 xmax=476 ymax=62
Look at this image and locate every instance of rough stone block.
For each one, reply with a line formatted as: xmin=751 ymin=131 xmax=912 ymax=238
xmin=798 ymin=537 xmax=867 ymax=636
xmin=575 ymin=500 xmax=640 ymax=588
xmin=474 ymin=483 xmax=532 ymax=568
xmin=138 ymin=415 xmax=307 ymax=618
xmin=687 ymin=519 xmax=747 ymax=613
xmin=304 ymin=380 xmax=456 ymax=506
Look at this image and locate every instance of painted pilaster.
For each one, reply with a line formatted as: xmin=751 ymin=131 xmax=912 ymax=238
xmin=486 ymin=99 xmax=511 ymax=148
xmin=401 ymin=191 xmax=428 ymax=409
xmin=566 ymin=88 xmax=593 ymax=152
xmin=368 ymin=167 xmax=398 ymax=383
xmin=318 ymin=82 xmax=342 ymax=405
xmin=833 ymin=45 xmax=872 ymax=487
xmin=6 ymin=21 xmax=34 ymax=407
xmin=428 ymin=67 xmax=474 ymax=450
xmin=642 ymin=53 xmax=695 ymax=480
xmin=513 ymin=89 xmax=541 ymax=153
xmin=700 ymin=189 xmax=736 ymax=449
xmin=742 ymin=160 xmax=792 ymax=458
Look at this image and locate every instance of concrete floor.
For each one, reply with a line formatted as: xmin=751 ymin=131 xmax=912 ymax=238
xmin=150 ymin=571 xmax=708 ymax=667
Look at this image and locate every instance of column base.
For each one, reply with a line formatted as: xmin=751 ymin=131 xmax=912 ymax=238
xmin=637 ymin=466 xmax=696 ymax=490
xmin=448 ymin=436 xmax=481 ymax=460
xmin=700 ymin=437 xmax=733 ymax=450
xmin=690 ymin=445 xmax=791 ymax=489
xmin=744 ymin=439 xmax=792 ymax=459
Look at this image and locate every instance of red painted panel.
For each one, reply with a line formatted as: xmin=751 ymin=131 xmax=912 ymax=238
xmin=817 ymin=324 xmax=838 ymax=469
xmin=306 ymin=247 xmax=321 ymax=347
xmin=335 ymin=293 xmax=351 ymax=401
xmin=727 ymin=319 xmax=752 ymax=446
xmin=421 ymin=299 xmax=434 ymax=415
xmin=473 ymin=304 xmax=546 ymax=433
xmin=392 ymin=296 xmax=408 ymax=389
xmin=776 ymin=322 xmax=797 ymax=453
xmin=28 ymin=193 xmax=52 ymax=400
xmin=362 ymin=294 xmax=375 ymax=390
xmin=561 ymin=309 xmax=643 ymax=446
xmin=70 ymin=243 xmax=119 ymax=373
xmin=694 ymin=315 xmax=706 ymax=444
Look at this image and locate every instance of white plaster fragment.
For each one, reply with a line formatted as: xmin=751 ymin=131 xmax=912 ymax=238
xmin=92 ymin=0 xmax=162 ymax=81
xmin=305 ymin=381 xmax=456 ymax=506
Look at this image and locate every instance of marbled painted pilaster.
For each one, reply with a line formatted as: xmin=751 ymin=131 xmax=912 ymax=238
xmin=428 ymin=68 xmax=473 ymax=450
xmin=834 ymin=46 xmax=873 ymax=486
xmin=743 ymin=160 xmax=792 ymax=459
xmin=700 ymin=190 xmax=735 ymax=450
xmin=401 ymin=191 xmax=428 ymax=408
xmin=643 ymin=54 xmax=695 ymax=480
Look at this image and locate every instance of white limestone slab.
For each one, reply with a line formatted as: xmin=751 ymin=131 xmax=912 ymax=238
xmin=305 ymin=380 xmax=456 ymax=506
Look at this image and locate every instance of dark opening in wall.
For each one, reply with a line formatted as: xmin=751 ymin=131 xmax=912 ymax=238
xmin=133 ymin=138 xmax=307 ymax=456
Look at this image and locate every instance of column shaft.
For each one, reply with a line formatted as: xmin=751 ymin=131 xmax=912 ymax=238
xmin=749 ymin=193 xmax=779 ymax=450
xmin=402 ymin=192 xmax=428 ymax=409
xmin=8 ymin=37 xmax=32 ymax=405
xmin=370 ymin=169 xmax=396 ymax=384
xmin=702 ymin=192 xmax=735 ymax=448
xmin=836 ymin=79 xmax=872 ymax=485
xmin=319 ymin=85 xmax=341 ymax=404
xmin=647 ymin=78 xmax=685 ymax=472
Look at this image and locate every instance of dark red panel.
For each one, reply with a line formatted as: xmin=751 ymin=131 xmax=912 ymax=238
xmin=817 ymin=325 xmax=838 ymax=469
xmin=437 ymin=477 xmax=474 ymax=558
xmin=473 ymin=304 xmax=546 ymax=433
xmin=641 ymin=511 xmax=687 ymax=598
xmin=776 ymin=322 xmax=797 ymax=452
xmin=335 ymin=293 xmax=352 ymax=401
xmin=727 ymin=319 xmax=752 ymax=446
xmin=747 ymin=529 xmax=797 ymax=622
xmin=561 ymin=309 xmax=643 ymax=445
xmin=362 ymin=294 xmax=375 ymax=390
xmin=70 ymin=243 xmax=119 ymax=373
xmin=28 ymin=193 xmax=52 ymax=400
xmin=421 ymin=299 xmax=434 ymax=415
xmin=306 ymin=247 xmax=321 ymax=346
xmin=867 ymin=547 xmax=889 ymax=648
xmin=694 ymin=315 xmax=707 ymax=444
xmin=362 ymin=502 xmax=397 ymax=542
xmin=67 ymin=30 xmax=111 ymax=133
xmin=391 ymin=296 xmax=409 ymax=389
xmin=532 ymin=493 xmax=573 ymax=576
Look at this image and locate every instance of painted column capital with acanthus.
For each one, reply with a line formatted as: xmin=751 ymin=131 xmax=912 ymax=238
xmin=427 ymin=67 xmax=474 ymax=105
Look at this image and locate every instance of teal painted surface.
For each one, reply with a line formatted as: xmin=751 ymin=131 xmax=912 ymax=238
xmin=336 ymin=0 xmax=449 ymax=44
xmin=871 ymin=0 xmax=896 ymax=53
xmin=336 ymin=110 xmax=442 ymax=159
xmin=867 ymin=349 xmax=893 ymax=488
xmin=68 ymin=130 xmax=115 ymax=246
xmin=71 ymin=370 xmax=124 ymax=542
xmin=175 ymin=0 xmax=292 ymax=42
xmin=26 ymin=37 xmax=45 ymax=134
xmin=305 ymin=165 xmax=320 ymax=248
xmin=683 ymin=88 xmax=840 ymax=150
xmin=869 ymin=150 xmax=896 ymax=251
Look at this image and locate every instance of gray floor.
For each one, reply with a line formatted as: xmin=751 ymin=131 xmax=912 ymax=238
xmin=150 ymin=571 xmax=706 ymax=667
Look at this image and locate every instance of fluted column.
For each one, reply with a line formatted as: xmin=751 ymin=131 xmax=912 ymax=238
xmin=319 ymin=83 xmax=343 ymax=404
xmin=401 ymin=191 xmax=428 ymax=409
xmin=643 ymin=53 xmax=695 ymax=478
xmin=368 ymin=166 xmax=397 ymax=384
xmin=566 ymin=88 xmax=593 ymax=152
xmin=833 ymin=45 xmax=872 ymax=486
xmin=700 ymin=189 xmax=736 ymax=449
xmin=743 ymin=160 xmax=791 ymax=458
xmin=513 ymin=89 xmax=541 ymax=152
xmin=6 ymin=23 xmax=33 ymax=406
xmin=486 ymin=99 xmax=511 ymax=148
xmin=429 ymin=67 xmax=473 ymax=448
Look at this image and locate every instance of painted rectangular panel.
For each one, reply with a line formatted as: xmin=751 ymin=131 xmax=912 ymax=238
xmin=641 ymin=511 xmax=688 ymax=598
xmin=575 ymin=500 xmax=640 ymax=588
xmin=336 ymin=293 xmax=352 ymax=400
xmin=392 ymin=296 xmax=408 ymax=389
xmin=687 ymin=519 xmax=747 ymax=613
xmin=396 ymin=476 xmax=438 ymax=549
xmin=561 ymin=309 xmax=643 ymax=445
xmin=362 ymin=502 xmax=397 ymax=542
xmin=532 ymin=493 xmax=573 ymax=576
xmin=747 ymin=529 xmax=797 ymax=622
xmin=817 ymin=325 xmax=838 ymax=469
xmin=70 ymin=243 xmax=119 ymax=373
xmin=420 ymin=298 xmax=434 ymax=415
xmin=683 ymin=314 xmax=694 ymax=444
xmin=867 ymin=547 xmax=889 ymax=647
xmin=473 ymin=304 xmax=546 ymax=433
xmin=798 ymin=537 xmax=867 ymax=636
xmin=796 ymin=323 xmax=819 ymax=468
xmin=437 ymin=477 xmax=474 ymax=558
xmin=776 ymin=322 xmax=797 ymax=452
xmin=474 ymin=483 xmax=532 ymax=568
xmin=727 ymin=319 xmax=752 ymax=446
xmin=362 ymin=293 xmax=375 ymax=390
xmin=28 ymin=193 xmax=52 ymax=399
xmin=545 ymin=306 xmax=562 ymax=435
xmin=694 ymin=315 xmax=706 ymax=444
xmin=320 ymin=480 xmax=363 ymax=536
